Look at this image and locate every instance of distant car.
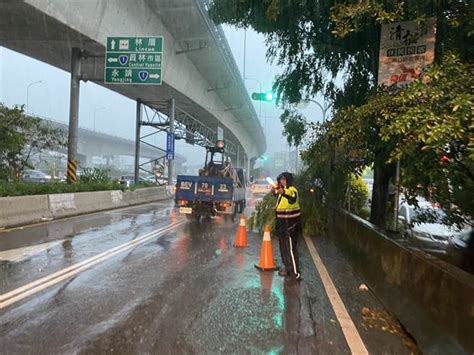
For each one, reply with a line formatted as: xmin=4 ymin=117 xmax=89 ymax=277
xmin=143 ymin=175 xmax=156 ymax=184
xmin=119 ymin=175 xmax=149 ymax=187
xmin=22 ymin=170 xmax=51 ymax=183
xmin=119 ymin=175 xmax=136 ymax=187
xmin=398 ymin=201 xmax=471 ymax=255
xmin=363 ymin=178 xmax=373 ymax=197
xmin=144 ymin=175 xmax=167 ymax=185
xmin=57 ymin=172 xmax=67 ymax=182
xmin=446 ymin=229 xmax=474 ymax=273
xmin=250 ymin=179 xmax=271 ymax=195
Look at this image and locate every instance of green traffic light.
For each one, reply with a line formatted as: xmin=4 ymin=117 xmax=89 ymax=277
xmin=251 ymin=92 xmax=274 ymax=102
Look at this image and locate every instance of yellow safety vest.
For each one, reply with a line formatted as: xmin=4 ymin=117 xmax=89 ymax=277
xmin=276 ymin=186 xmax=301 ymax=219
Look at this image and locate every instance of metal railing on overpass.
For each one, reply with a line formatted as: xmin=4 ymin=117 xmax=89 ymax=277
xmin=196 ymin=0 xmax=263 ymax=131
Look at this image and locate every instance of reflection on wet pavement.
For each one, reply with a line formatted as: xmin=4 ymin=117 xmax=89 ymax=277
xmin=0 ymin=200 xmax=416 ymax=354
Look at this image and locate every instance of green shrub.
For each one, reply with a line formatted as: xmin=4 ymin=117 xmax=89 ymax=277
xmin=349 ymin=174 xmax=369 ymax=215
xmin=247 ymin=172 xmax=336 ymax=238
xmin=78 ymin=168 xmax=110 ymax=184
xmin=248 ymin=193 xmax=277 ymax=235
xmin=129 ymin=181 xmax=157 ymax=191
xmin=358 ymin=206 xmax=371 ymax=220
xmin=294 ymin=173 xmax=329 ymax=237
xmin=0 ymin=181 xmax=124 ymax=197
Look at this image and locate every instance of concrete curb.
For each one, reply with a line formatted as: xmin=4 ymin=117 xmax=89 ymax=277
xmin=329 ymin=209 xmax=474 ymax=354
xmin=0 ymin=186 xmax=172 ymax=229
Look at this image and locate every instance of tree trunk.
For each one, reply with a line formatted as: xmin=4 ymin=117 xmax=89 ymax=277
xmin=370 ymin=161 xmax=395 ymax=228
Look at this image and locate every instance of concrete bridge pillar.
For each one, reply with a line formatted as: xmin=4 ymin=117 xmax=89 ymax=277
xmin=77 ymin=154 xmax=91 ymax=168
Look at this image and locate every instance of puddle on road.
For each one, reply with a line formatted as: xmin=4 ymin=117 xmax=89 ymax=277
xmin=187 ymin=287 xmax=284 ymax=353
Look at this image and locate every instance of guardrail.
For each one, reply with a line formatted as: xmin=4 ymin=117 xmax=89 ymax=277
xmin=0 ymin=187 xmax=171 ymax=229
xmin=329 ymin=208 xmax=474 ymax=354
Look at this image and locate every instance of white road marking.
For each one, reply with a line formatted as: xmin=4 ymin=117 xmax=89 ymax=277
xmin=304 ymin=236 xmax=369 ymax=355
xmin=0 ymin=221 xmax=184 ymax=310
xmin=0 ymin=240 xmax=64 ymax=263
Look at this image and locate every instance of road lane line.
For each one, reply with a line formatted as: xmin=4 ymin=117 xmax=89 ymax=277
xmin=0 ymin=240 xmax=65 ymax=263
xmin=0 ymin=221 xmax=183 ymax=307
xmin=0 ymin=222 xmax=178 ymax=303
xmin=304 ymin=236 xmax=369 ymax=355
xmin=0 ymin=221 xmax=184 ymax=309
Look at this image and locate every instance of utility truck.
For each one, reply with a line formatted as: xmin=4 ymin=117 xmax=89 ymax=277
xmin=175 ymin=140 xmax=246 ymax=222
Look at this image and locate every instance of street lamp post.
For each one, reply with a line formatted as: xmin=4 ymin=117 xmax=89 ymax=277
xmin=243 ymin=30 xmax=247 ymax=79
xmin=307 ymin=99 xmax=332 ymax=123
xmin=93 ymin=107 xmax=105 ymax=130
xmin=26 ymin=80 xmax=43 ymax=115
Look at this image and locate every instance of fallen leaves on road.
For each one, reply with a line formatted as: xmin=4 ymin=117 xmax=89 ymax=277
xmin=361 ymin=307 xmax=399 ymax=334
xmin=361 ymin=307 xmax=420 ymax=354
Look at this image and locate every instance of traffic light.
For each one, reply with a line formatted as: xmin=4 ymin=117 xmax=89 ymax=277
xmin=251 ymin=92 xmax=274 ymax=102
xmin=260 ymin=154 xmax=271 ymax=163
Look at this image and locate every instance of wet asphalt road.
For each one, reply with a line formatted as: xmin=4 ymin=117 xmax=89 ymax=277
xmin=0 ymin=198 xmax=418 ymax=354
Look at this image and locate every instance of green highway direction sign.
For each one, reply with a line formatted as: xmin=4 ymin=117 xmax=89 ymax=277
xmin=105 ymin=36 xmax=163 ymax=85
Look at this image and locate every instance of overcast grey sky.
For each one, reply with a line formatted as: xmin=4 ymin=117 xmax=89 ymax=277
xmin=0 ymin=24 xmax=325 ymax=164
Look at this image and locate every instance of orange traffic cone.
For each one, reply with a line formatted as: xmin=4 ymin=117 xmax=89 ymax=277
xmin=233 ymin=213 xmax=248 ymax=248
xmin=255 ymin=225 xmax=278 ymax=271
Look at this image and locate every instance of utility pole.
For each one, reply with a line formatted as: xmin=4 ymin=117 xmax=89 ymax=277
xmin=295 ymin=145 xmax=299 ymax=172
xmin=168 ymin=98 xmax=175 ymax=184
xmin=67 ymin=48 xmax=82 ymax=182
xmin=134 ymin=98 xmax=142 ymax=184
xmin=245 ymin=77 xmax=262 ymax=123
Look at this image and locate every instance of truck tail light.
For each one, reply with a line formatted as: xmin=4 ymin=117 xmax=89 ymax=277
xmin=178 ymin=200 xmax=187 ymax=206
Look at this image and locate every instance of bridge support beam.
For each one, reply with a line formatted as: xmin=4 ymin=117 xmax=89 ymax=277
xmin=67 ymin=47 xmax=82 ymax=183
xmin=134 ymin=98 xmax=142 ymax=184
xmin=167 ymin=98 xmax=175 ymax=184
xmin=248 ymin=156 xmax=251 ymax=181
xmin=236 ymin=146 xmax=240 ymax=168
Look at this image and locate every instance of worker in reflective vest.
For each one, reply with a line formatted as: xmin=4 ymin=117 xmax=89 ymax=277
xmin=272 ymin=172 xmax=302 ymax=280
